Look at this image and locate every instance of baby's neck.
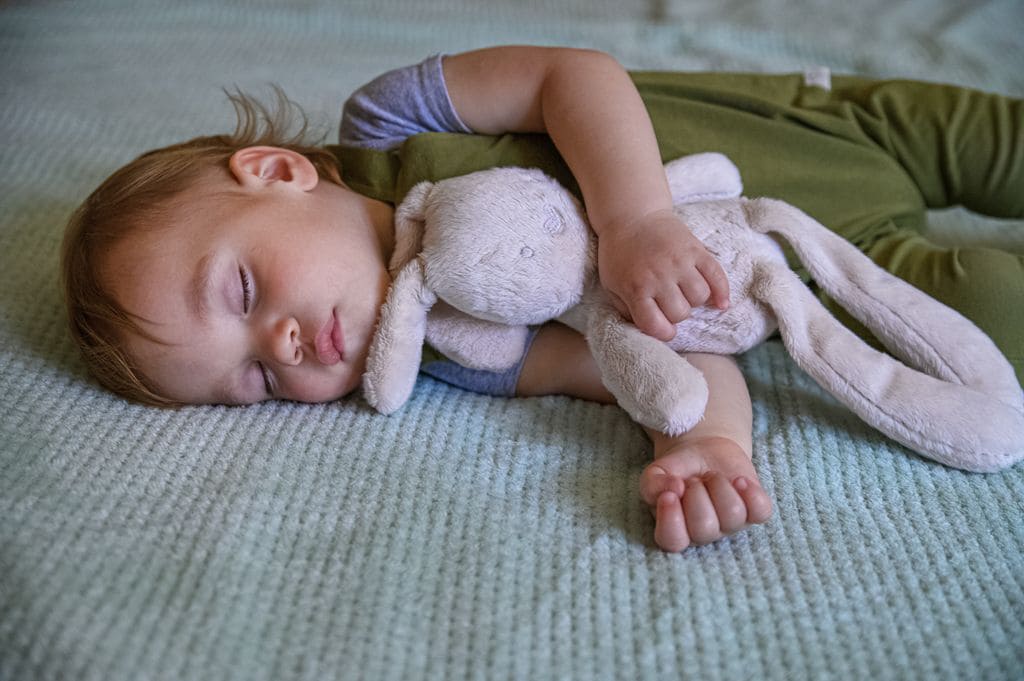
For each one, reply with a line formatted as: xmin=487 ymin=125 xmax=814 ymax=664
xmin=365 ymin=196 xmax=396 ymax=263
xmin=325 ymin=181 xmax=396 ymax=264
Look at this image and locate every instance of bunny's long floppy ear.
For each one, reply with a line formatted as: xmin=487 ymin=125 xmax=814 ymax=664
xmin=363 ymin=259 xmax=437 ymax=414
xmin=744 ymin=198 xmax=1024 ymax=472
xmin=362 ymin=182 xmax=437 ymax=414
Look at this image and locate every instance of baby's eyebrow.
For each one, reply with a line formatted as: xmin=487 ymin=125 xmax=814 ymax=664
xmin=189 ymin=252 xmax=216 ymax=321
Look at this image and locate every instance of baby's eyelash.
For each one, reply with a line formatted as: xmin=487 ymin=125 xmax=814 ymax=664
xmin=258 ymin=362 xmax=274 ymax=396
xmin=239 ymin=266 xmax=252 ymax=313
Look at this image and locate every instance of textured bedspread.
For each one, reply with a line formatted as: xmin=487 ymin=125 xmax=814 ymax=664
xmin=2 ymin=1 xmax=1023 ymax=679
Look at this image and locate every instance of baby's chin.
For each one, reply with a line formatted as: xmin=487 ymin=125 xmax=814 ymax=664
xmin=288 ymin=371 xmax=363 ymax=404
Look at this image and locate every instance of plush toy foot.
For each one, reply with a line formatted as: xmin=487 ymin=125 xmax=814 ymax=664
xmin=639 ymin=436 xmax=772 ymax=552
xmin=584 ymin=301 xmax=709 ymax=435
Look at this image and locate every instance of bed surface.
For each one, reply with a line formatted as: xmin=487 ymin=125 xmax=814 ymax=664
xmin=2 ymin=1 xmax=1022 ymax=679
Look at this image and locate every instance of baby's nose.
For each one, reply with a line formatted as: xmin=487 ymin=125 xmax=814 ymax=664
xmin=267 ymin=317 xmax=302 ymax=366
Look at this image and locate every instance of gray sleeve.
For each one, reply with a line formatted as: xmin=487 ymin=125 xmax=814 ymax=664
xmin=339 ymin=54 xmax=473 ymax=150
xmin=420 ymin=326 xmax=542 ymax=398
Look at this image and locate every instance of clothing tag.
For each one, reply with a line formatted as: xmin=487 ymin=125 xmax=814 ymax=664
xmin=803 ymin=66 xmax=832 ymax=91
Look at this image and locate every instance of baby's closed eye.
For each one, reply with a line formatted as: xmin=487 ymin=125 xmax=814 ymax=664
xmin=239 ymin=265 xmax=253 ymax=312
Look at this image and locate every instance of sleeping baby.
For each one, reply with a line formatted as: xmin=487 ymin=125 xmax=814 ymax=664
xmin=61 ymin=46 xmax=1024 ymax=551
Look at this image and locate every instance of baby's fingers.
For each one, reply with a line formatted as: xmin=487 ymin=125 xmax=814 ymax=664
xmin=630 ymin=297 xmax=677 ymax=342
xmin=677 ymin=273 xmax=710 ymax=312
xmin=682 ymin=478 xmax=721 ymax=545
xmin=704 ymin=472 xmax=748 ymax=534
xmin=733 ymin=476 xmax=773 ymax=524
xmin=697 ymin=257 xmax=730 ymax=310
xmin=654 ymin=491 xmax=690 ymax=552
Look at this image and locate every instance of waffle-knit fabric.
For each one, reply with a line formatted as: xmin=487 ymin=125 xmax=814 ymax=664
xmin=1 ymin=1 xmax=1022 ymax=679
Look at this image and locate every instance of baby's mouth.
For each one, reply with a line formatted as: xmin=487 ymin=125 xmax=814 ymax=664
xmin=314 ymin=309 xmax=344 ymax=365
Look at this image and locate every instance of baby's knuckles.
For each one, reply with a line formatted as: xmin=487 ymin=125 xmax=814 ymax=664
xmin=642 ymin=435 xmax=770 ymax=551
xmin=708 ymin=478 xmax=748 ymax=531
xmin=683 ymin=486 xmax=723 ymax=544
xmin=639 ymin=464 xmax=684 ymax=507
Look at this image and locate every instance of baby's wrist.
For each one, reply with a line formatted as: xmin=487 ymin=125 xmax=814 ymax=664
xmin=650 ymin=433 xmax=749 ymax=460
xmin=594 ymin=204 xmax=677 ymax=239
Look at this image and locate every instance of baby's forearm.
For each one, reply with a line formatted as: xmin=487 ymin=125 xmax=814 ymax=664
xmin=443 ymin=47 xmax=672 ymax=237
xmin=644 ymin=353 xmax=753 ymax=459
xmin=538 ymin=50 xmax=673 ymax=236
xmin=517 ymin=324 xmax=753 ymax=455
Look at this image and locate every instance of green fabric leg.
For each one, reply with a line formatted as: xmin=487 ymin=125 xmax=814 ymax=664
xmin=819 ymin=76 xmax=1024 ymax=218
xmin=863 ymin=230 xmax=1024 ymax=387
xmin=783 ymin=77 xmax=1024 ymax=383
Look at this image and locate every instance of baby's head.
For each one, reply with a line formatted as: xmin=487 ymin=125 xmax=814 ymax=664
xmin=62 ymin=90 xmax=394 ymax=407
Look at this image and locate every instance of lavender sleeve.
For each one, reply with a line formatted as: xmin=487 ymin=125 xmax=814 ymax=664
xmin=339 ymin=54 xmax=473 ymax=150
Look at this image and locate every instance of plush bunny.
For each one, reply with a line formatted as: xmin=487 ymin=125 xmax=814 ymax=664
xmin=363 ymin=153 xmax=1024 ymax=473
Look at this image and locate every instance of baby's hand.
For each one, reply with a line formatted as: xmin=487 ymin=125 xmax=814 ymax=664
xmin=598 ymin=209 xmax=729 ymax=341
xmin=639 ymin=436 xmax=772 ymax=552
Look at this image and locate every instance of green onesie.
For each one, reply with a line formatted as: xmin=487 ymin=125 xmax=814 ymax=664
xmin=329 ymin=71 xmax=1024 ymax=385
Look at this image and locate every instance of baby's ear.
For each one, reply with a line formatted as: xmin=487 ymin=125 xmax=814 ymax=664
xmin=228 ymin=146 xmax=318 ymax=191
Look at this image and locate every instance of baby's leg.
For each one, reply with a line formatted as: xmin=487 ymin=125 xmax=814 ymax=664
xmin=853 ymin=82 xmax=1024 ymax=385
xmin=639 ymin=353 xmax=772 ymax=552
xmin=827 ymin=78 xmax=1024 ymax=219
xmin=861 ymin=229 xmax=1024 ymax=387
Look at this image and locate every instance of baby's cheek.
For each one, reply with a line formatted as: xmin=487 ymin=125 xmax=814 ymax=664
xmin=285 ymin=368 xmax=357 ymax=404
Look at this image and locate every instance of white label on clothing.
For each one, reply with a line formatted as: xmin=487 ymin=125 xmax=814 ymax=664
xmin=803 ymin=66 xmax=832 ymax=91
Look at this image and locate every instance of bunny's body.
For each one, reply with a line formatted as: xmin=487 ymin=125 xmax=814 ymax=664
xmin=364 ymin=153 xmax=1024 ymax=472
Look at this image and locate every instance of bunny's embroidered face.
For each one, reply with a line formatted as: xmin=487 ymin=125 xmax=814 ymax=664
xmin=415 ymin=168 xmax=596 ymax=324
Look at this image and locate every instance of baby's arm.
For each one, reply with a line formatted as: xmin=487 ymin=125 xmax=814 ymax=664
xmin=442 ymin=46 xmax=730 ymax=341
xmin=516 ymin=323 xmax=772 ymax=552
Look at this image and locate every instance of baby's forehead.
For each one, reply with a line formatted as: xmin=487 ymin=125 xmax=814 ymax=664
xmin=111 ymin=184 xmax=236 ymax=258
xmin=99 ymin=224 xmax=182 ymax=289
xmin=102 ymin=226 xmax=198 ymax=322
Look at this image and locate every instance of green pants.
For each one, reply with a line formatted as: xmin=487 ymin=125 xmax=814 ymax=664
xmin=334 ymin=71 xmax=1024 ymax=384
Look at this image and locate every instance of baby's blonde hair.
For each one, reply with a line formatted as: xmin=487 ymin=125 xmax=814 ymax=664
xmin=61 ymin=87 xmax=344 ymax=406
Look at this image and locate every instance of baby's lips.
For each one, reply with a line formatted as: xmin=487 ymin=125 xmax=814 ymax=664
xmin=314 ymin=311 xmax=343 ymax=365
xmin=332 ymin=314 xmax=345 ymax=361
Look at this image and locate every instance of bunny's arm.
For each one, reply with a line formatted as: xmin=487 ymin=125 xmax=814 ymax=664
xmin=424 ymin=301 xmax=530 ymax=372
